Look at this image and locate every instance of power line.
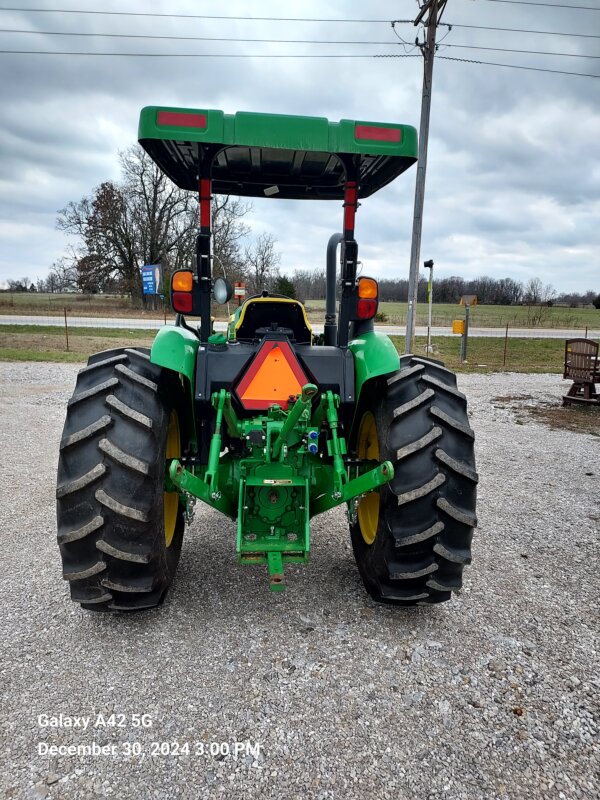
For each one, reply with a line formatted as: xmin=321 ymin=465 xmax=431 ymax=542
xmin=0 ymin=49 xmax=596 ymax=75
xmin=436 ymin=54 xmax=600 ymax=76
xmin=0 ymin=28 xmax=400 ymax=45
xmin=0 ymin=49 xmax=420 ymax=58
xmin=0 ymin=7 xmax=403 ymax=23
xmin=479 ymin=0 xmax=600 ymax=10
xmin=443 ymin=42 xmax=600 ymax=58
xmin=440 ymin=21 xmax=600 ymax=37
xmin=3 ymin=26 xmax=597 ymax=54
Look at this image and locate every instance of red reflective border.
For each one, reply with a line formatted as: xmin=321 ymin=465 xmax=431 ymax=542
xmin=235 ymin=339 xmax=308 ymax=411
xmin=355 ymin=125 xmax=401 ymax=143
xmin=157 ymin=111 xmax=207 ymax=128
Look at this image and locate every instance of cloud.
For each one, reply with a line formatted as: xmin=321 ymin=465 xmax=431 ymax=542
xmin=0 ymin=0 xmax=598 ymax=293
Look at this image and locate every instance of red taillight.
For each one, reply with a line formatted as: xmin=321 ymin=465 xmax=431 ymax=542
xmin=357 ymin=298 xmax=377 ymax=319
xmin=355 ymin=124 xmax=401 ymax=143
xmin=157 ymin=111 xmax=207 ymax=128
xmin=172 ymin=291 xmax=193 ymax=313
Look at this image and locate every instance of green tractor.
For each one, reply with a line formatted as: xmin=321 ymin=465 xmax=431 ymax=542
xmin=56 ymin=107 xmax=477 ymax=611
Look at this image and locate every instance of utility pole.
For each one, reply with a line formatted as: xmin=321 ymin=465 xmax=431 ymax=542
xmin=405 ymin=0 xmax=447 ymax=353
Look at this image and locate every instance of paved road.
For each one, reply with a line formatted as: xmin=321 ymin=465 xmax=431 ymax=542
xmin=1 ymin=364 xmax=598 ymax=799
xmin=1 ymin=313 xmax=597 ymax=339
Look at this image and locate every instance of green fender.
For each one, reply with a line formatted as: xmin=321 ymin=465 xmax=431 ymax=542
xmin=150 ymin=325 xmax=199 ymax=383
xmin=150 ymin=325 xmax=200 ymax=443
xmin=348 ymin=330 xmax=400 ymax=430
xmin=349 ymin=330 xmax=400 ymax=396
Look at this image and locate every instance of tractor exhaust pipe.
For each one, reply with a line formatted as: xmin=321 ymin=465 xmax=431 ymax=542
xmin=324 ymin=233 xmax=342 ymax=346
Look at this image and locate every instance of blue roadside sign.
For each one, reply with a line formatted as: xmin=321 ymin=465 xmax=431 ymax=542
xmin=142 ymin=264 xmax=162 ymax=295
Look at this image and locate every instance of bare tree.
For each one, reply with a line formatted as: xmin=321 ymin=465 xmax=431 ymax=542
xmin=121 ymin=147 xmax=196 ymax=290
xmin=57 ymin=181 xmax=138 ymax=295
xmin=46 ymin=259 xmax=78 ymax=292
xmin=56 ymin=146 xmax=256 ymax=301
xmin=7 ymin=277 xmax=31 ymax=292
xmin=292 ymin=269 xmax=327 ymax=301
xmin=523 ymin=278 xmax=555 ymax=326
xmin=212 ymin=196 xmax=251 ymax=282
xmin=244 ymin=233 xmax=281 ymax=294
xmin=523 ymin=277 xmax=543 ymax=305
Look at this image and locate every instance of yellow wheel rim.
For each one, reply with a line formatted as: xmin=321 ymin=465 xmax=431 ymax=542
xmin=357 ymin=411 xmax=380 ymax=545
xmin=163 ymin=410 xmax=181 ymax=548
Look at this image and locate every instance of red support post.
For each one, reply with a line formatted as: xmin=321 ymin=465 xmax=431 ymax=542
xmin=199 ymin=177 xmax=212 ymax=231
xmin=343 ymin=181 xmax=357 ymax=238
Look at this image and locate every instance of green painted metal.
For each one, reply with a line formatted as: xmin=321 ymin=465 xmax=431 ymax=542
xmin=349 ymin=330 xmax=400 ymax=408
xmin=266 ymin=552 xmax=285 ymax=592
xmin=321 ymin=390 xmax=348 ymax=500
xmin=163 ymin=383 xmax=394 ymax=590
xmin=205 ymin=389 xmax=226 ymax=498
xmin=271 ymin=383 xmax=317 ymax=459
xmin=151 ymin=325 xmax=200 ymax=444
xmin=139 ymin=106 xmax=417 ymax=158
xmin=311 ymin=460 xmax=394 ymax=516
xmin=237 ymin=472 xmax=310 ymax=592
xmin=138 ymin=106 xmax=417 ymax=198
xmin=151 ymin=325 xmax=199 ymax=385
xmin=169 ymin=460 xmax=233 ymax=517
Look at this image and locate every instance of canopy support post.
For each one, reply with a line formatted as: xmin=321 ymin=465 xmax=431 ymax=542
xmin=197 ymin=149 xmax=213 ymax=342
xmin=337 ymin=156 xmax=360 ymax=348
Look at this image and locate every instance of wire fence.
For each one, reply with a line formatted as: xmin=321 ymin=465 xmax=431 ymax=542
xmin=1 ymin=305 xmax=599 ymax=336
xmin=1 ymin=310 xmax=599 ymax=334
xmin=0 ymin=306 xmax=598 ymax=364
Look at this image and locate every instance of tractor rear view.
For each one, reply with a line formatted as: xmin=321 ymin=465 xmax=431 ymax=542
xmin=56 ymin=107 xmax=477 ymax=611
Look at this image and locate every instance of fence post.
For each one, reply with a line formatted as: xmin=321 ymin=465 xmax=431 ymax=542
xmin=503 ymin=323 xmax=509 ymax=368
xmin=462 ymin=305 xmax=470 ymax=362
xmin=64 ymin=307 xmax=69 ymax=352
xmin=585 ymin=326 xmax=588 ymax=339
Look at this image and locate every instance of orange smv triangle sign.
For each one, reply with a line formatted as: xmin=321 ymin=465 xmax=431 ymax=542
xmin=236 ymin=340 xmax=308 ymax=411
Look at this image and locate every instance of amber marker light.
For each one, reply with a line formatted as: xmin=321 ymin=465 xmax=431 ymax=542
xmin=358 ymin=277 xmax=378 ymax=299
xmin=171 ymin=271 xmax=194 ymax=292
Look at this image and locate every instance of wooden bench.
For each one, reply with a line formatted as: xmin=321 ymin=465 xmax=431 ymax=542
xmin=562 ymin=338 xmax=599 ymax=406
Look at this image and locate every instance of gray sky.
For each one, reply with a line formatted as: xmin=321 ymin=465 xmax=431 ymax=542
xmin=0 ymin=0 xmax=599 ymax=293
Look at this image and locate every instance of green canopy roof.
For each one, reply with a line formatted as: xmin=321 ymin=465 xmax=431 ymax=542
xmin=138 ymin=106 xmax=417 ymax=200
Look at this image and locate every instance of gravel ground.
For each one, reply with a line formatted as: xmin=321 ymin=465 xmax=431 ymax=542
xmin=0 ymin=362 xmax=598 ymax=800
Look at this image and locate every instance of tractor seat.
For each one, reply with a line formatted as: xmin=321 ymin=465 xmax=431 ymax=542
xmin=234 ymin=295 xmax=312 ymax=344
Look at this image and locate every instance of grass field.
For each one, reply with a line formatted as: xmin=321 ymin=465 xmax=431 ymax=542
xmin=0 ymin=325 xmax=153 ymax=362
xmin=402 ymin=336 xmax=567 ymax=374
xmin=1 ymin=293 xmax=598 ymax=330
xmin=0 ymin=324 xmax=576 ymax=373
xmin=0 ymin=292 xmax=166 ymax=318
xmin=305 ymin=299 xmax=598 ymax=330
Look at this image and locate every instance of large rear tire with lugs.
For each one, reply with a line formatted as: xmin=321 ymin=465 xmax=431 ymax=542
xmin=56 ymin=347 xmax=186 ymax=612
xmin=350 ymin=355 xmax=478 ymax=606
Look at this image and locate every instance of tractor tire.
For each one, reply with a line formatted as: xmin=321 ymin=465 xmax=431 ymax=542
xmin=56 ymin=347 xmax=186 ymax=612
xmin=350 ymin=355 xmax=478 ymax=606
